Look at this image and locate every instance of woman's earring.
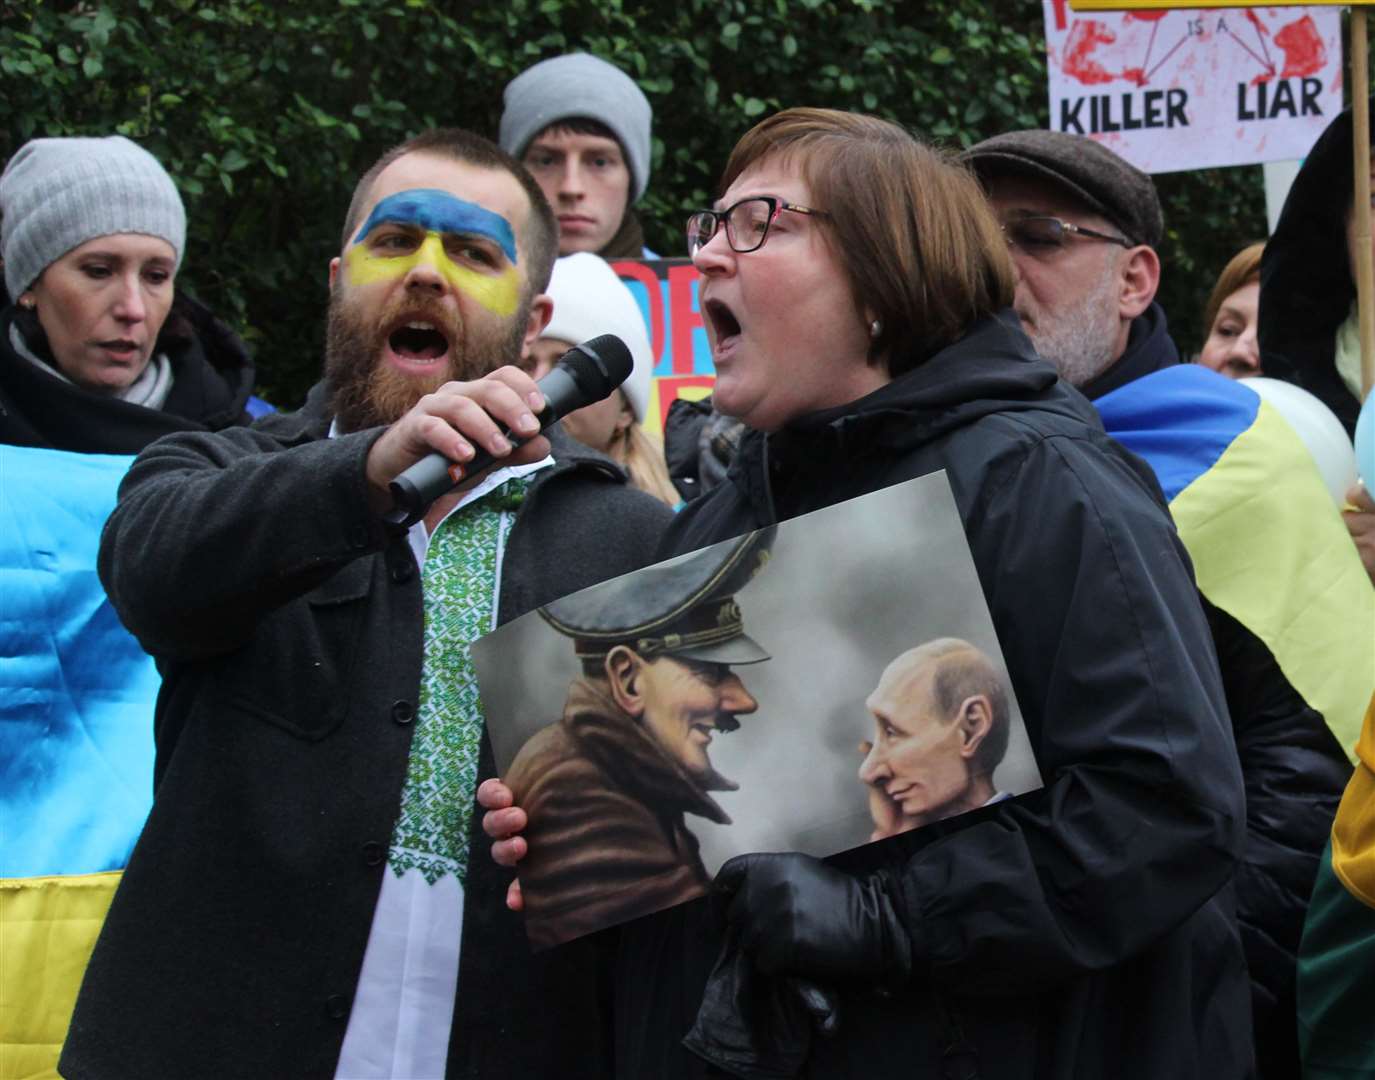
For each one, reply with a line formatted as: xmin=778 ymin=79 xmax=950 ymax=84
xmin=870 ymin=319 xmax=882 ymax=339
xmin=19 ymin=296 xmax=35 ymax=311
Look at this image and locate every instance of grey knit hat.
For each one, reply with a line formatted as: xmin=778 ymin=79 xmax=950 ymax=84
xmin=962 ymin=129 xmax=1163 ymax=249
xmin=499 ymin=53 xmax=653 ymax=202
xmin=0 ymin=135 xmax=186 ymax=298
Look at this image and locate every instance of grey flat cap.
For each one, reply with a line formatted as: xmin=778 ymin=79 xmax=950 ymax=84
xmin=962 ymin=129 xmax=1163 ymax=249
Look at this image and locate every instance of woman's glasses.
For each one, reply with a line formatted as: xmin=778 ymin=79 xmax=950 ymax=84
xmin=1001 ymin=216 xmax=1132 ymax=257
xmin=686 ymin=196 xmax=829 ymax=257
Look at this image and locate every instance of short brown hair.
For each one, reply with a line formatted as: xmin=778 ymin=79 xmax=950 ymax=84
xmin=341 ymin=128 xmax=559 ymax=294
xmin=1201 ymin=241 xmax=1264 ymax=344
xmin=719 ymin=108 xmax=1014 ymax=377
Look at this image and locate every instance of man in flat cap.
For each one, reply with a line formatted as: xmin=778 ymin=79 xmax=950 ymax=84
xmin=504 ymin=528 xmax=774 ymax=950
xmin=964 ymin=129 xmax=1361 ymax=1080
xmin=962 ymin=128 xmax=1167 ymax=394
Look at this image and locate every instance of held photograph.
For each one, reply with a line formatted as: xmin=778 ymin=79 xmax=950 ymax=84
xmin=473 ymin=470 xmax=1043 ymax=951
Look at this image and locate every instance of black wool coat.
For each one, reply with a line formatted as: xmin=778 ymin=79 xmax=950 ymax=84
xmin=59 ymin=383 xmax=673 ymax=1079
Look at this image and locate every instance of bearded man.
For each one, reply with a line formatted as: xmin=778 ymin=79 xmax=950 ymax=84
xmin=59 ymin=128 xmax=672 ymax=1080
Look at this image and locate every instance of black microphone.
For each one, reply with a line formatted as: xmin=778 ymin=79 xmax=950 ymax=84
xmin=383 ymin=334 xmax=633 ymax=530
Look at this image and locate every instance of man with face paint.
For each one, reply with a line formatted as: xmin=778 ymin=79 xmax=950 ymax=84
xmin=60 ymin=128 xmax=673 ymax=1080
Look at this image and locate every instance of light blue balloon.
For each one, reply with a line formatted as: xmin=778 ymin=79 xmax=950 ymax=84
xmin=1358 ymin=386 xmax=1375 ymax=488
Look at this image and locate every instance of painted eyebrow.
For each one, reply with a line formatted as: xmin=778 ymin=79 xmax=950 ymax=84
xmin=352 ymin=188 xmax=518 ymax=264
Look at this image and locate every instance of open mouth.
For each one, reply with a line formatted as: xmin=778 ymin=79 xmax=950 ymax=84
xmin=387 ymin=320 xmax=451 ymax=364
xmin=97 ymin=339 xmax=141 ymax=358
xmin=703 ymin=299 xmax=742 ymax=347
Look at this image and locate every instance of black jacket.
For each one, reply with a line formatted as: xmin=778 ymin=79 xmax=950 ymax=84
xmin=1259 ymin=98 xmax=1370 ymax=436
xmin=611 ymin=312 xmax=1252 ymax=1080
xmin=1088 ymin=314 xmax=1351 ymax=1080
xmin=60 ymin=384 xmax=674 ymax=1079
xmin=0 ymin=293 xmax=257 ymax=451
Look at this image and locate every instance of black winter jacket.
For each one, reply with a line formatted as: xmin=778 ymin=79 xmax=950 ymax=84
xmin=60 ymin=383 xmax=673 ymax=1079
xmin=1259 ymin=97 xmax=1371 ymax=436
xmin=0 ymin=293 xmax=257 ymax=451
xmin=611 ymin=312 xmax=1253 ymax=1080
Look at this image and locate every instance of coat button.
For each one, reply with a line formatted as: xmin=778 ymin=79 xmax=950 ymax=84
xmin=325 ymin=993 xmax=350 ymax=1019
xmin=391 ymin=700 xmax=414 ymax=725
xmin=389 ymin=561 xmax=414 ymax=584
xmin=361 ymin=840 xmax=385 ymax=866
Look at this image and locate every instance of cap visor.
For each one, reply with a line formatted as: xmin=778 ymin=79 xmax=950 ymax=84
xmin=671 ymin=632 xmax=771 ymax=666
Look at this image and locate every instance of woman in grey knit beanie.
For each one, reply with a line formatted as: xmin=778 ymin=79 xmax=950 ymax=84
xmin=0 ymin=135 xmax=257 ymax=451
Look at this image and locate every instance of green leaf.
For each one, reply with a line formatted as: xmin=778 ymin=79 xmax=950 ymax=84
xmin=82 ymin=56 xmax=103 ymax=78
xmin=743 ymin=96 xmax=766 ymax=117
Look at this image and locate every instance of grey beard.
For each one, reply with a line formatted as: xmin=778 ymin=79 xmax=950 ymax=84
xmin=1025 ymin=277 xmax=1121 ymax=389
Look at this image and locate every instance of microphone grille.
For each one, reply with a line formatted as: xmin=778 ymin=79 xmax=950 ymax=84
xmin=567 ymin=334 xmax=633 ymax=393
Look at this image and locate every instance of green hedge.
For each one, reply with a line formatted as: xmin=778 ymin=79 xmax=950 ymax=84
xmin=2 ymin=0 xmax=1266 ymax=406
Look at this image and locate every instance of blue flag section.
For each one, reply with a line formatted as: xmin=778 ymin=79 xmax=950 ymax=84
xmin=2 ymin=445 xmax=161 ymax=1076
xmin=1 ymin=445 xmax=157 ymax=879
xmin=1094 ymin=362 xmax=1259 ymax=502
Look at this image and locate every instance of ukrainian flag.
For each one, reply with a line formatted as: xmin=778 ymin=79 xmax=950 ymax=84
xmin=1 ymin=445 xmax=157 ymax=1079
xmin=1096 ymin=364 xmax=1375 ymax=759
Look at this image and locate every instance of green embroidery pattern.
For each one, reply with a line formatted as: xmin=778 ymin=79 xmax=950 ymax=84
xmin=388 ymin=477 xmax=529 ymax=885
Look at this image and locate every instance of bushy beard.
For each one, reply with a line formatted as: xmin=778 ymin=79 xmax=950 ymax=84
xmin=1023 ymin=270 xmax=1121 ymax=389
xmin=325 ymin=286 xmax=530 ymax=433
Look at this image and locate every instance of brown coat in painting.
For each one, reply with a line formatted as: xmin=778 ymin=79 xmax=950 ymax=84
xmin=506 ymin=679 xmax=732 ymax=950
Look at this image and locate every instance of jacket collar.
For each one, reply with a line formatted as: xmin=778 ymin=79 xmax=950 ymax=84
xmin=561 ymin=678 xmax=734 ymax=825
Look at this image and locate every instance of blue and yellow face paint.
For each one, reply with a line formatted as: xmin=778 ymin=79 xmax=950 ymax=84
xmin=343 ymin=188 xmax=522 ymax=316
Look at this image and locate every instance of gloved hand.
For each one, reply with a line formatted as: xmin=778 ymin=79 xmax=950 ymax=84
xmin=683 ymin=925 xmax=839 ymax=1079
xmin=714 ymin=852 xmax=912 ymax=988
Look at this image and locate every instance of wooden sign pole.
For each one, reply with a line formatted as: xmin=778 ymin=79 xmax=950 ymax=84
xmin=1353 ymin=7 xmax=1374 ymax=395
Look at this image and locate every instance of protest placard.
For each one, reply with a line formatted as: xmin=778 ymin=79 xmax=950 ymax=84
xmin=1045 ymin=1 xmax=1343 ymax=172
xmin=474 ymin=471 xmax=1043 ymax=950
xmin=611 ymin=259 xmax=715 ymax=432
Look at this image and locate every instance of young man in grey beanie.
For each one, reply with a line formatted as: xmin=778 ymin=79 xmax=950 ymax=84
xmin=964 ymin=128 xmax=1358 ymax=1080
xmin=499 ymin=52 xmax=657 ymax=258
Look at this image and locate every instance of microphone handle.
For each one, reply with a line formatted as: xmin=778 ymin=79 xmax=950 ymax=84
xmin=383 ymin=401 xmax=553 ymax=531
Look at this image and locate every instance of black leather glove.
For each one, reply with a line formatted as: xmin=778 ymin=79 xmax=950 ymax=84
xmin=683 ymin=925 xmax=839 ymax=1079
xmin=714 ymin=852 xmax=912 ymax=987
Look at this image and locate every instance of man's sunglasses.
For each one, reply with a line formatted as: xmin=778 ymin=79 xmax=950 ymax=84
xmin=1001 ymin=216 xmax=1132 ymax=256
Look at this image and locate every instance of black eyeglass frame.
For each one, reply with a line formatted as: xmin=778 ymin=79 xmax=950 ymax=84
xmin=686 ymin=196 xmax=830 ymax=257
xmin=1000 ymin=215 xmax=1133 ymax=254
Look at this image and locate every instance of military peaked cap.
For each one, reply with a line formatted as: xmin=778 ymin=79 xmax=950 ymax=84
xmin=540 ymin=527 xmax=775 ymax=665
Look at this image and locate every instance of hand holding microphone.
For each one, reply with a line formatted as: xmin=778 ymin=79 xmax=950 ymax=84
xmin=376 ymin=334 xmax=633 ymax=529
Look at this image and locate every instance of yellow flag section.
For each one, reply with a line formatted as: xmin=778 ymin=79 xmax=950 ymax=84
xmin=1094 ymin=365 xmax=1375 ymax=759
xmin=1170 ymin=402 xmax=1373 ymax=758
xmin=1332 ymin=693 xmax=1375 ymax=907
xmin=0 ymin=446 xmax=161 ymax=1079
xmin=0 ymin=876 xmax=120 ymax=1079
